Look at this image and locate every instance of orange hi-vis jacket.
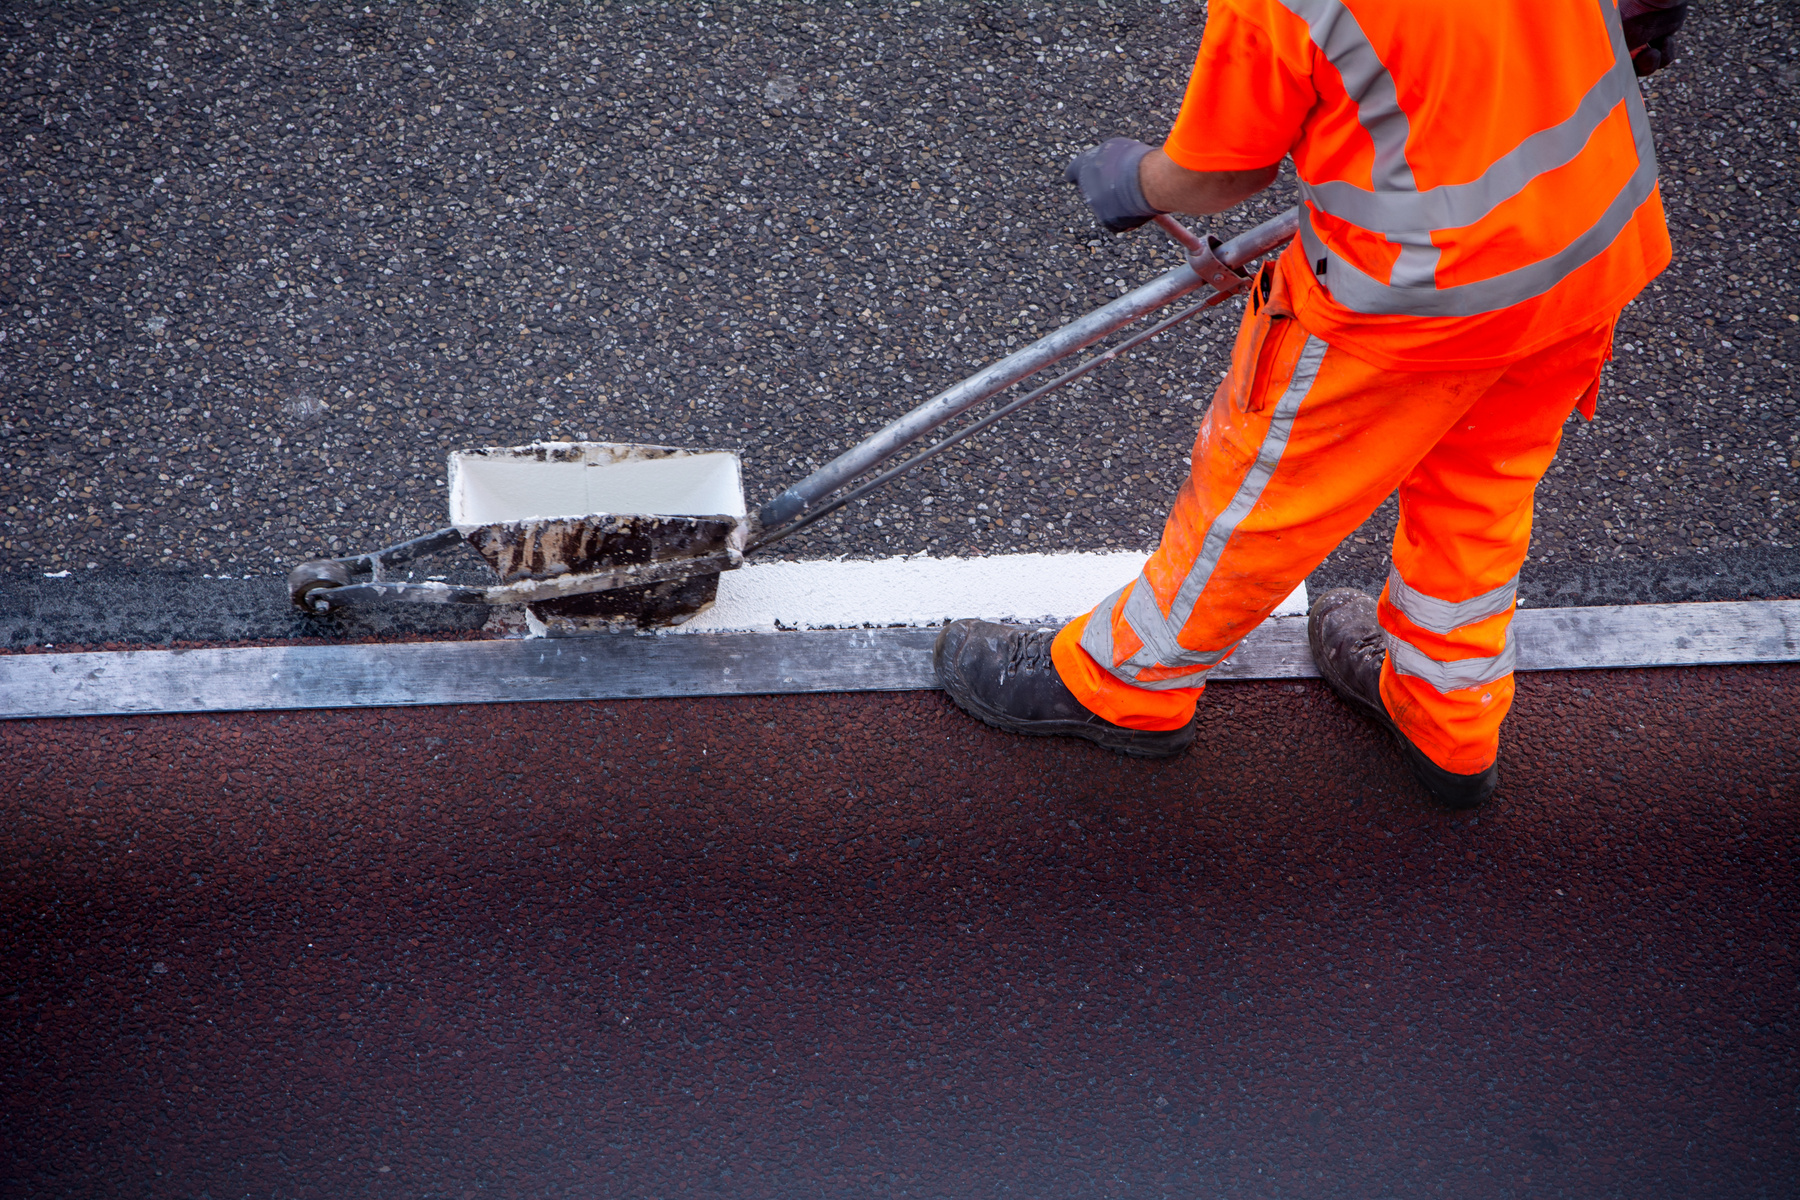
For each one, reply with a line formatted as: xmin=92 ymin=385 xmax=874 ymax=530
xmin=1163 ymin=0 xmax=1672 ymax=370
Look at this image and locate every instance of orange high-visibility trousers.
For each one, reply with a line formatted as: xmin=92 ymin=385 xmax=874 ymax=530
xmin=1051 ymin=262 xmax=1617 ymax=774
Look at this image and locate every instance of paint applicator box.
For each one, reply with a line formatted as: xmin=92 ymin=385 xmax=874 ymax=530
xmin=448 ymin=441 xmax=747 ymax=630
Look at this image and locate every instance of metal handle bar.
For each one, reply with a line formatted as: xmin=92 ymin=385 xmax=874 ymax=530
xmin=748 ymin=295 xmax=1214 ymax=553
xmin=754 ymin=206 xmax=1300 ymax=534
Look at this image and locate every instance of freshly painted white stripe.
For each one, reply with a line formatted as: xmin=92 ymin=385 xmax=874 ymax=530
xmin=677 ymin=551 xmax=1311 ymax=634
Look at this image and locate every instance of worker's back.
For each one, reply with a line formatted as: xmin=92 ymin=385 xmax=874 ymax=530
xmin=1167 ymin=0 xmax=1672 ymax=367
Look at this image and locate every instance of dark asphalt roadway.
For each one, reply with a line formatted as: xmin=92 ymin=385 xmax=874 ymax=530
xmin=0 ymin=2 xmax=1795 ymax=614
xmin=4 ymin=666 xmax=1796 ymax=1198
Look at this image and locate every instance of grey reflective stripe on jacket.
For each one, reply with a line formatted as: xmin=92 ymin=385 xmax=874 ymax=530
xmin=1277 ymin=0 xmax=1658 ymax=316
xmin=1383 ymin=567 xmax=1520 ymax=693
xmin=1384 ymin=566 xmax=1517 ymax=635
xmin=1079 ymin=336 xmax=1329 ymax=690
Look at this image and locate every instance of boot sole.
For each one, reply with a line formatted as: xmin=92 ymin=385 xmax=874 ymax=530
xmin=933 ymin=629 xmax=1194 ymax=760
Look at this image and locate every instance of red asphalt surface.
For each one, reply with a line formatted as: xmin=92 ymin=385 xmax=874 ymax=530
xmin=3 ymin=666 xmax=1796 ymax=1199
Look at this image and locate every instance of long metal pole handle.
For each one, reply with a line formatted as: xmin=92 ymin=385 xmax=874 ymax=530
xmin=755 ymin=207 xmax=1300 ymax=533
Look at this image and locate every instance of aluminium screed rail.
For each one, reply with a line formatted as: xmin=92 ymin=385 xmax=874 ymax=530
xmin=754 ymin=207 xmax=1301 ymax=535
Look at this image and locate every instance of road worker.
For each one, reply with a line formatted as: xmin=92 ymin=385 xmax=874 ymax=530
xmin=935 ymin=0 xmax=1688 ymax=807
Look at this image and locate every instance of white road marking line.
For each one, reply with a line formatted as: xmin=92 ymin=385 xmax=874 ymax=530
xmin=679 ymin=551 xmax=1308 ymax=633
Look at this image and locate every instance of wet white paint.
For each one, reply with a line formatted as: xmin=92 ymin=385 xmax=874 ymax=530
xmin=678 ymin=551 xmax=1309 ymax=633
xmin=449 ymin=443 xmax=745 ymax=527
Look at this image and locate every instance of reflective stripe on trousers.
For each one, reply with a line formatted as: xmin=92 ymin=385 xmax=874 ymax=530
xmin=1050 ymin=271 xmax=1621 ymax=770
xmin=1277 ymin=0 xmax=1657 ymax=316
xmin=1077 ymin=336 xmax=1329 ymax=691
xmin=1381 ymin=566 xmax=1519 ymax=694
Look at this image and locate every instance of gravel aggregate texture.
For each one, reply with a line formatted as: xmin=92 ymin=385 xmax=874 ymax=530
xmin=4 ymin=668 xmax=1796 ymax=1198
xmin=0 ymin=1 xmax=1794 ymax=607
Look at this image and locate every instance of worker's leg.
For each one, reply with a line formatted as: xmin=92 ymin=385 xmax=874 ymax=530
xmin=1377 ymin=319 xmax=1617 ymax=773
xmin=1051 ymin=267 xmax=1505 ymax=730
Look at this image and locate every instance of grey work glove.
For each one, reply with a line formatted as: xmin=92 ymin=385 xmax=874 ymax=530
xmin=1064 ymin=137 xmax=1166 ymax=234
xmin=1619 ymin=0 xmax=1687 ymax=76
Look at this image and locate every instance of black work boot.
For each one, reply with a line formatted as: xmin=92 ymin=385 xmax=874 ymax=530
xmin=933 ymin=619 xmax=1196 ymax=759
xmin=1307 ymin=589 xmax=1498 ymax=809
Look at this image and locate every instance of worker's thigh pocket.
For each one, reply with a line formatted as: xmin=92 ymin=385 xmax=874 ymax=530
xmin=1573 ymin=315 xmax=1619 ymax=422
xmin=1220 ymin=263 xmax=1303 ymax=415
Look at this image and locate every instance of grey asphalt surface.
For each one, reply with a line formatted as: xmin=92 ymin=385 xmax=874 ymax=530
xmin=0 ymin=1 xmax=1795 ymax=644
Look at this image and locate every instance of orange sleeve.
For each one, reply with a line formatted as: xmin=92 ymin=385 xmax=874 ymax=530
xmin=1163 ymin=0 xmax=1316 ymax=172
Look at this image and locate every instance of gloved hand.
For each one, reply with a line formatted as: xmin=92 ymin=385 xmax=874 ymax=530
xmin=1619 ymin=0 xmax=1688 ymax=76
xmin=1064 ymin=137 xmax=1166 ymax=234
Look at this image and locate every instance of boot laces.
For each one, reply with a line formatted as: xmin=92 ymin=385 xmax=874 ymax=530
xmin=1004 ymin=628 xmax=1059 ymax=676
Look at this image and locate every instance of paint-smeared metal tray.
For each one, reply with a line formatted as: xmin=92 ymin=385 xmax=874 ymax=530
xmin=287 ymin=441 xmax=747 ymax=628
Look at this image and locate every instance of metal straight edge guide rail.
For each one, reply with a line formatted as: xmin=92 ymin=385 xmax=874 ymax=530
xmin=2 ymin=601 xmax=1797 ymax=721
